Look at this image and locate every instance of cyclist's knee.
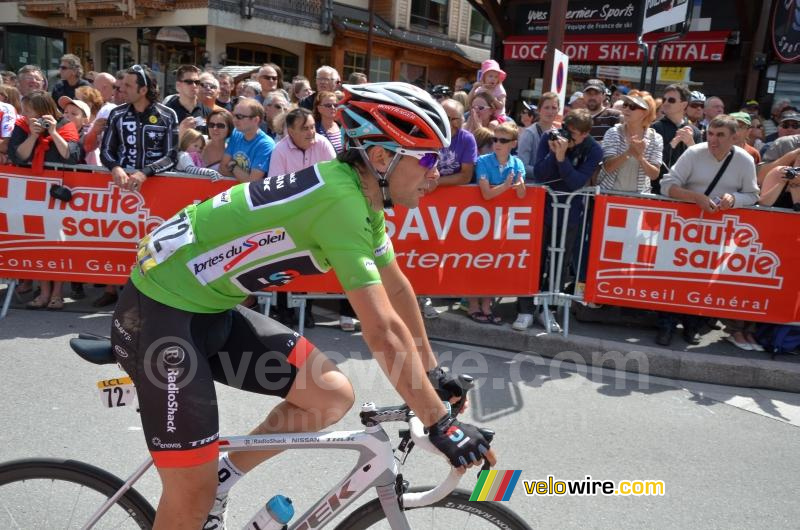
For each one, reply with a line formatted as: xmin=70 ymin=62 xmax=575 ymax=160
xmin=157 ymin=461 xmax=218 ymax=514
xmin=288 ymin=349 xmax=354 ymax=424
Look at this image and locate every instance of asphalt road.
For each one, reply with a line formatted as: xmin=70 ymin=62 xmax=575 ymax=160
xmin=1 ymin=308 xmax=799 ymax=529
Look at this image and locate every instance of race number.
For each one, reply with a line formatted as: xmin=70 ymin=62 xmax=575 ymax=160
xmin=138 ymin=210 xmax=195 ymax=274
xmin=96 ymin=377 xmax=137 ymax=408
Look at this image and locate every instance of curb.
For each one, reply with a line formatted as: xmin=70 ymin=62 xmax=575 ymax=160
xmin=425 ymin=311 xmax=800 ymax=394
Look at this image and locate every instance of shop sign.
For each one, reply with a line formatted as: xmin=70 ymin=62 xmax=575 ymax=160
xmin=772 ymin=0 xmax=800 ymax=62
xmin=504 ymin=32 xmax=728 ymax=63
xmin=512 ymin=1 xmax=638 ymax=35
xmin=642 ymin=0 xmax=690 ymax=35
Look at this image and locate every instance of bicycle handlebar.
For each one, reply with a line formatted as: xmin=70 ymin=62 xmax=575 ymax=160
xmin=402 ymin=416 xmax=465 ymax=508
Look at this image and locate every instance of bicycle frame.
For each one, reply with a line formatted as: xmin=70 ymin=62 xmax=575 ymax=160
xmin=84 ymin=423 xmax=416 ymax=530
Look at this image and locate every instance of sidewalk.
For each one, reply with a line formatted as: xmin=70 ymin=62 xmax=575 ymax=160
xmin=424 ymin=298 xmax=800 ymax=394
xmin=4 ymin=284 xmax=799 ymax=393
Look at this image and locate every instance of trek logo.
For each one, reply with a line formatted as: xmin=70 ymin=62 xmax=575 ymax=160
xmin=599 ymin=205 xmax=783 ymax=289
xmin=245 ymin=165 xmax=323 ymax=210
xmin=231 ymin=252 xmax=328 ymax=294
xmin=186 ymin=228 xmax=295 ymax=285
xmin=212 ymin=190 xmax=231 ymax=208
xmin=294 ymin=480 xmax=356 ymax=529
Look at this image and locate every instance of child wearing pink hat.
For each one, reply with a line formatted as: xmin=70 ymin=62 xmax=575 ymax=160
xmin=470 ymin=59 xmax=508 ymax=119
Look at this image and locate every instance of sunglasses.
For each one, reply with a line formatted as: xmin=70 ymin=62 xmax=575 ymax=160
xmin=58 ymin=65 xmax=71 ymax=70
xmin=181 ymin=79 xmax=201 ymax=86
xmin=663 ymin=97 xmax=680 ymax=104
xmin=689 ymin=103 xmax=704 ymax=108
xmin=200 ymin=82 xmax=218 ymax=90
xmin=260 ymin=75 xmax=278 ymax=81
xmin=131 ymin=64 xmax=148 ymax=88
xmin=320 ymin=103 xmax=337 ymax=109
xmin=207 ymin=122 xmax=227 ymax=129
xmin=234 ymin=113 xmax=255 ymax=120
xmin=622 ymin=102 xmax=644 ymax=111
xmin=492 ymin=137 xmax=514 ymax=144
xmin=390 ymin=149 xmax=439 ymax=169
xmin=472 ymin=105 xmax=488 ymax=112
xmin=781 ymin=122 xmax=800 ymax=129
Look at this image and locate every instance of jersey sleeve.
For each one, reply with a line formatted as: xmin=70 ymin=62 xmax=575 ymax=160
xmin=251 ymin=136 xmax=275 ymax=173
xmin=312 ymin=195 xmax=384 ymax=291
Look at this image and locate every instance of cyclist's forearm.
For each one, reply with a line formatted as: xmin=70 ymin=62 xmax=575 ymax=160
xmin=380 ymin=263 xmax=438 ymax=371
xmin=363 ymin=324 xmax=447 ymax=427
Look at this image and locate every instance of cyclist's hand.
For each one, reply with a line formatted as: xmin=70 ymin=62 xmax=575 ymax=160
xmin=428 ymin=415 xmax=495 ymax=469
xmin=427 ymin=366 xmax=472 ymax=414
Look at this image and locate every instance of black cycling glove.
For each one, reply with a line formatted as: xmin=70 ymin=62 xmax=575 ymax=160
xmin=428 ymin=414 xmax=492 ymax=468
xmin=427 ymin=366 xmax=473 ymax=412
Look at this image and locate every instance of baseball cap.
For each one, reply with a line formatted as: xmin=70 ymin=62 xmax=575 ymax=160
xmin=57 ymin=96 xmax=90 ymax=118
xmin=568 ymin=91 xmax=584 ymax=104
xmin=622 ymin=94 xmax=648 ymax=110
xmin=611 ymin=84 xmax=630 ymax=95
xmin=582 ymin=79 xmax=606 ymax=93
xmin=780 ymin=111 xmax=800 ymax=124
xmin=730 ymin=111 xmax=752 ymax=126
xmin=744 ymin=99 xmax=759 ymax=108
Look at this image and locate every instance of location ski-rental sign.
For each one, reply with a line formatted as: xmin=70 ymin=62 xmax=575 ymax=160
xmin=641 ymin=0 xmax=690 ymax=35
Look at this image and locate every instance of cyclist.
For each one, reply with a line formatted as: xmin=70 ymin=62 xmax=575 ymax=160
xmin=110 ymin=82 xmax=496 ymax=530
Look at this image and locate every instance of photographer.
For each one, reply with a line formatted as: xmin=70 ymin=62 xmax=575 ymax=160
xmin=759 ymin=165 xmax=800 ymax=211
xmin=512 ymin=109 xmax=602 ymax=332
xmin=8 ymin=90 xmax=81 ymax=170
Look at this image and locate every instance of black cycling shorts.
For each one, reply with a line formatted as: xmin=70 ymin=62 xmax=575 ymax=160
xmin=110 ymin=280 xmax=315 ymax=468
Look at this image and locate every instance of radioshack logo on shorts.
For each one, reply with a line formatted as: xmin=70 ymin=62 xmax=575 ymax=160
xmin=599 ymin=205 xmax=783 ymax=289
xmin=0 ymin=176 xmax=162 ymax=243
xmin=186 ymin=228 xmax=296 ymax=285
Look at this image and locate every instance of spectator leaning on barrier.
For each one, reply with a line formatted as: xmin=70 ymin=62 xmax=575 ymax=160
xmin=597 ymin=90 xmax=662 ymax=193
xmin=512 ymin=109 xmax=603 ymax=333
xmin=101 ymin=65 xmax=178 ymax=192
xmin=658 ymin=114 xmax=759 ymax=347
xmin=518 ymin=91 xmax=559 ymax=179
xmin=220 ymin=97 xmax=275 ymax=182
xmin=467 ymin=121 xmax=525 ymax=325
xmin=268 ymin=107 xmax=335 ymax=177
xmin=582 ymin=79 xmax=621 ymax=142
xmin=432 ymin=98 xmax=477 ymax=188
xmin=652 ymin=84 xmax=702 ymax=194
xmin=51 ymin=54 xmax=90 ymax=106
xmin=17 ymin=65 xmax=45 ymax=97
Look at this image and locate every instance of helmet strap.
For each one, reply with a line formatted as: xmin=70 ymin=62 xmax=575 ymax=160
xmin=353 ymin=139 xmax=403 ymax=209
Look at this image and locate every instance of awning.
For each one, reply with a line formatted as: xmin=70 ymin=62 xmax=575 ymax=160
xmin=504 ymin=31 xmax=730 ymax=63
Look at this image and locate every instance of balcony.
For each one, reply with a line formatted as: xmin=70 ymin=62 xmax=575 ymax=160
xmin=210 ymin=0 xmax=333 ymax=32
xmin=18 ymin=0 xmax=177 ymax=25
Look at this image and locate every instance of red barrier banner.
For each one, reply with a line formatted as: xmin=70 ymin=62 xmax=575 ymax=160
xmin=584 ymin=195 xmax=800 ymax=324
xmin=1 ymin=166 xmax=546 ymax=296
xmin=0 ymin=165 xmax=231 ymax=284
xmin=269 ymin=185 xmax=546 ymax=296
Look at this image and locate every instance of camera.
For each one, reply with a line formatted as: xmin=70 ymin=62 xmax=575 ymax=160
xmin=548 ymin=128 xmax=572 ymax=143
xmin=783 ymin=167 xmax=800 ymax=180
xmin=36 ymin=118 xmax=48 ymax=129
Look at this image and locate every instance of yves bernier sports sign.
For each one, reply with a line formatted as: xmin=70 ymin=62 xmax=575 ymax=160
xmin=584 ymin=195 xmax=800 ymax=324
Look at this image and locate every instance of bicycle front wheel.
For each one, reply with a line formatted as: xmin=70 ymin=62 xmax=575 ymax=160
xmin=0 ymin=458 xmax=155 ymax=529
xmin=335 ymin=488 xmax=531 ymax=530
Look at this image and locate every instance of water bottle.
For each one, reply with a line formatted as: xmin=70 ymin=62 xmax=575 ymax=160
xmin=246 ymin=494 xmax=294 ymax=530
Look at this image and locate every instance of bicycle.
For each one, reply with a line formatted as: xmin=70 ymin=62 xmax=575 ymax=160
xmin=0 ymin=334 xmax=531 ymax=529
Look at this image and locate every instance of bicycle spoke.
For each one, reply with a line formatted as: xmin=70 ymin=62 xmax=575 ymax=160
xmin=67 ymin=482 xmax=86 ymax=528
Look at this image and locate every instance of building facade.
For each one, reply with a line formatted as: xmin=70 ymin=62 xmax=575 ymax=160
xmin=0 ymin=0 xmax=489 ymax=93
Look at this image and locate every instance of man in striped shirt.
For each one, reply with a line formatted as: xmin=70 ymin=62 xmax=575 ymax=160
xmin=582 ymin=79 xmax=621 ymax=142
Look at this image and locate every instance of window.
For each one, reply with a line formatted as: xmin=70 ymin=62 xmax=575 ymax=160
xmin=101 ymin=39 xmax=133 ymax=76
xmin=6 ymin=32 xmax=64 ymax=82
xmin=400 ymin=63 xmax=427 ymax=88
xmin=343 ymin=52 xmax=392 ymax=83
xmin=225 ymin=43 xmax=299 ymax=82
xmin=469 ymin=8 xmax=493 ymax=46
xmin=410 ymin=0 xmax=449 ymax=34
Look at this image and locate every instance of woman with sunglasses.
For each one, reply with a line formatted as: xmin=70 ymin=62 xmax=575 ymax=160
xmin=109 ymin=82 xmax=495 ymax=529
xmin=312 ymin=90 xmax=342 ymax=154
xmin=465 ymin=92 xmax=500 ymax=134
xmin=597 ymin=90 xmax=662 ymax=193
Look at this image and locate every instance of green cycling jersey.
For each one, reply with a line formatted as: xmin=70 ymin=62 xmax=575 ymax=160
xmin=131 ymin=159 xmax=394 ymax=313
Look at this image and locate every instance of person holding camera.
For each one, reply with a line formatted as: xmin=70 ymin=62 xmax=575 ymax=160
xmin=8 ymin=89 xmax=82 ymax=310
xmin=512 ymin=109 xmax=602 ymax=332
xmin=759 ymin=164 xmax=800 ymax=211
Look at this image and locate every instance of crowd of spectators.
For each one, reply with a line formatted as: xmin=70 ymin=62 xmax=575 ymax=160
xmin=2 ymin=56 xmax=798 ymax=350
